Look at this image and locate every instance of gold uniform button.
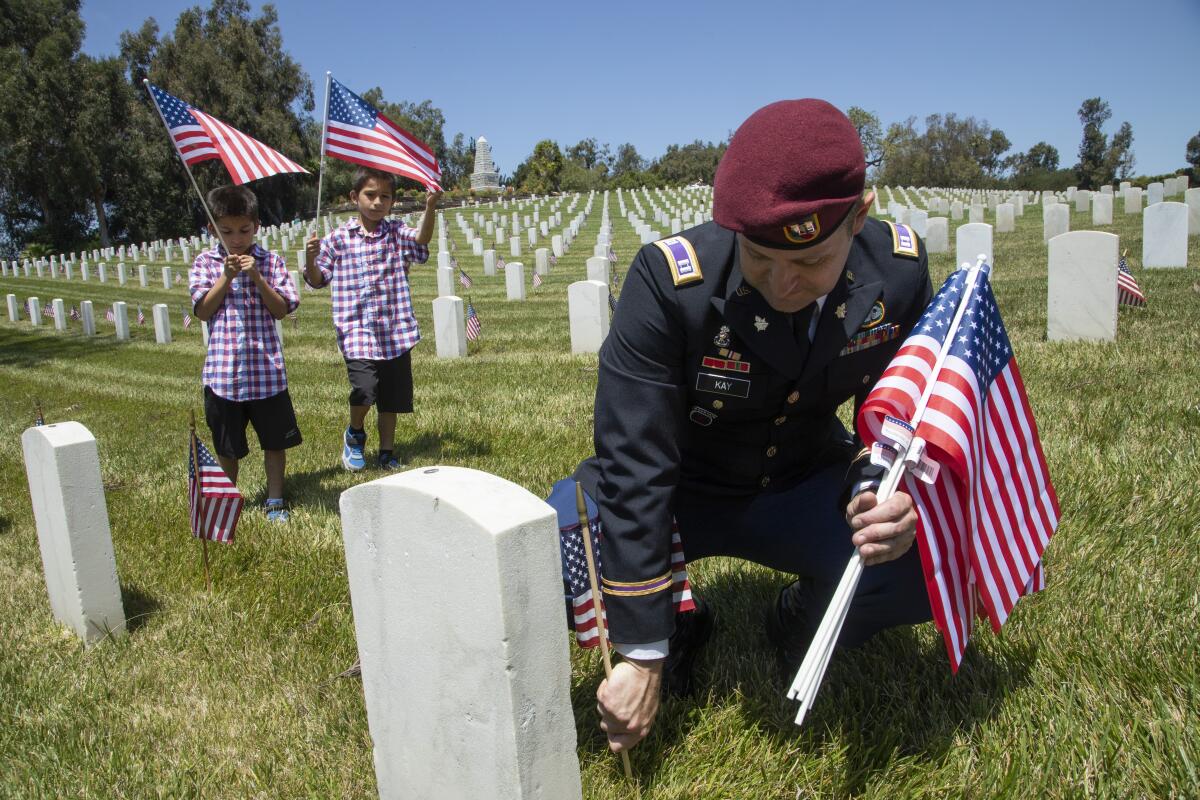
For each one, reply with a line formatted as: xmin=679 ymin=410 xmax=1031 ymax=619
xmin=761 ymin=476 xmax=771 ymax=487
xmin=766 ymin=446 xmax=778 ymax=458
xmin=774 ymin=416 xmax=787 ymax=426
xmin=712 ymin=399 xmax=724 ymax=410
xmin=787 ymin=390 xmax=800 ymax=404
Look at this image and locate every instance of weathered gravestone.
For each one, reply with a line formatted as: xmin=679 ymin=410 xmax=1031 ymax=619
xmin=152 ymin=304 xmax=171 ymax=344
xmin=6 ymin=293 xmax=18 ymax=323
xmin=483 ymin=249 xmax=497 ymax=277
xmin=437 ymin=264 xmax=454 ymax=298
xmin=81 ymin=301 xmax=96 ymax=336
xmin=113 ymin=302 xmax=129 ymax=341
xmin=510 ymin=235 xmax=522 ymax=257
xmin=52 ymin=299 xmax=66 ymax=331
xmin=1043 ymin=204 xmax=1069 ymax=243
xmin=925 ymin=217 xmax=949 ymax=254
xmin=1092 ymin=193 xmax=1113 ymax=225
xmin=138 ymin=264 xmax=148 ymax=287
xmin=1185 ymin=188 xmax=1200 ymax=236
xmin=28 ymin=297 xmax=42 ymax=327
xmin=535 ymin=248 xmax=549 ymax=275
xmin=21 ymin=422 xmax=125 ymax=645
xmin=506 ymin=262 xmax=526 ymax=301
xmin=969 ymin=204 xmax=984 ymax=224
xmin=432 ymin=296 xmax=466 ymax=359
xmin=909 ymin=209 xmax=929 ymax=238
xmin=956 ymin=223 xmax=994 ymax=268
xmin=1047 ymin=231 xmax=1117 ymax=342
xmin=568 ymin=280 xmax=611 ymax=354
xmin=586 ymin=256 xmax=609 ymax=284
xmin=1147 ymin=182 xmax=1164 ymax=206
xmin=1142 ymin=202 xmax=1189 ymax=268
xmin=162 ymin=267 xmax=172 ymax=290
xmin=996 ymin=203 xmax=1015 ymax=233
xmin=1075 ymin=190 xmax=1091 ymax=214
xmin=339 ymin=466 xmax=581 ymax=800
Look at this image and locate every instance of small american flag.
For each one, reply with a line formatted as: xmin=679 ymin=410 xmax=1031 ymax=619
xmin=858 ymin=265 xmax=1059 ymax=672
xmin=607 ymin=246 xmax=617 ymax=264
xmin=174 ymin=273 xmax=183 ymax=285
xmin=69 ymin=306 xmax=80 ymax=321
xmin=182 ymin=307 xmax=193 ymax=329
xmin=147 ymin=83 xmax=308 ymax=185
xmin=137 ymin=306 xmax=146 ymax=326
xmin=496 ymin=256 xmax=506 ymax=271
xmin=459 ymin=269 xmax=473 ymax=288
xmin=549 ymin=254 xmax=557 ymax=267
xmin=42 ymin=304 xmax=54 ymax=319
xmin=188 ymin=433 xmax=243 ymax=543
xmin=465 ymin=300 xmax=482 ymax=341
xmin=1117 ymin=253 xmax=1146 ymax=307
xmin=323 ymin=77 xmax=441 ymax=190
xmin=106 ymin=309 xmax=115 ymax=323
xmin=532 ymin=272 xmax=543 ymax=288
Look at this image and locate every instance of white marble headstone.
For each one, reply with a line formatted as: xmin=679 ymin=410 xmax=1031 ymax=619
xmin=956 ymin=223 xmax=993 ymax=268
xmin=1047 ymin=231 xmax=1117 ymax=342
xmin=1142 ymin=202 xmax=1188 ymax=268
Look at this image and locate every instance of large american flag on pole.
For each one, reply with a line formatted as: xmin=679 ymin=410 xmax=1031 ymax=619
xmin=323 ymin=77 xmax=442 ymax=190
xmin=146 ymin=83 xmax=308 ymax=185
xmin=857 ymin=266 xmax=1059 ymax=671
xmin=188 ymin=434 xmax=244 ymax=543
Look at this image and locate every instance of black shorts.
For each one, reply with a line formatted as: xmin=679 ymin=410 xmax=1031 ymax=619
xmin=345 ymin=352 xmax=413 ymax=413
xmin=203 ymin=387 xmax=303 ymax=459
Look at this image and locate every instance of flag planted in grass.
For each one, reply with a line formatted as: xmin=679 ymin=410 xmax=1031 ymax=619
xmin=465 ymin=300 xmax=482 ymax=342
xmin=459 ymin=269 xmax=473 ymax=289
xmin=137 ymin=306 xmax=146 ymax=326
xmin=532 ymin=272 xmax=543 ymax=288
xmin=1117 ymin=252 xmax=1146 ymax=307
xmin=188 ymin=435 xmax=243 ymax=543
xmin=858 ymin=263 xmax=1060 ymax=671
xmin=182 ymin=307 xmax=193 ymax=329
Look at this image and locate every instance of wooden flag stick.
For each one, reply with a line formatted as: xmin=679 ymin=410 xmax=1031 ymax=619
xmin=575 ymin=481 xmax=634 ymax=781
xmin=34 ymin=398 xmax=45 ymax=426
xmin=189 ymin=411 xmax=211 ymax=593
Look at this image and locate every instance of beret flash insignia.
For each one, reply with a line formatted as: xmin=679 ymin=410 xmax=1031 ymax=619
xmin=783 ymin=214 xmax=821 ymax=245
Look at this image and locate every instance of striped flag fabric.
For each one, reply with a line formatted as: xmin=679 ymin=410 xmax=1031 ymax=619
xmin=137 ymin=306 xmax=146 ymax=326
xmin=146 ymin=83 xmax=308 ymax=185
xmin=549 ymin=254 xmax=558 ymax=267
xmin=1117 ymin=253 xmax=1146 ymax=307
xmin=532 ymin=271 xmax=543 ymax=288
xmin=552 ymin=480 xmax=695 ymax=648
xmin=607 ymin=246 xmax=617 ymax=264
xmin=69 ymin=306 xmax=80 ymax=321
xmin=459 ymin=269 xmax=473 ymax=289
xmin=182 ymin=307 xmax=193 ymax=329
xmin=323 ymin=77 xmax=442 ymax=190
xmin=857 ymin=265 xmax=1059 ymax=671
xmin=465 ymin=300 xmax=482 ymax=341
xmin=188 ymin=434 xmax=243 ymax=544
xmin=106 ymin=309 xmax=115 ymax=323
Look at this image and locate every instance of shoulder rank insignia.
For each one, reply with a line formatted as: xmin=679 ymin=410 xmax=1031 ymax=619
xmin=886 ymin=222 xmax=920 ymax=260
xmin=652 ymin=236 xmax=703 ymax=287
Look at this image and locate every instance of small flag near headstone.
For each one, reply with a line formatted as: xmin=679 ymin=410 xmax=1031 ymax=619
xmin=137 ymin=306 xmax=146 ymax=326
xmin=532 ymin=272 xmax=543 ymax=288
xmin=459 ymin=269 xmax=473 ymax=289
xmin=1117 ymin=250 xmax=1147 ymax=308
xmin=465 ymin=299 xmax=482 ymax=342
xmin=182 ymin=306 xmax=193 ymax=330
xmin=188 ymin=431 xmax=243 ymax=544
xmin=497 ymin=256 xmax=506 ymax=272
xmin=106 ymin=309 xmax=115 ymax=323
xmin=549 ymin=254 xmax=557 ymax=267
xmin=607 ymin=246 xmax=617 ymax=264
xmin=174 ymin=272 xmax=183 ymax=285
xmin=70 ymin=306 xmax=80 ymax=321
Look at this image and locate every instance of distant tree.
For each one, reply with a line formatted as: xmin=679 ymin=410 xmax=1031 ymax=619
xmin=1074 ymin=97 xmax=1133 ymax=189
xmin=878 ymin=114 xmax=1007 ymax=188
xmin=518 ymin=140 xmax=563 ymax=194
xmin=438 ymin=133 xmax=475 ymax=190
xmin=652 ymin=140 xmax=726 ymax=185
xmin=846 ymin=106 xmax=884 ymax=169
xmin=559 ymin=160 xmax=607 ymax=192
xmin=611 ymin=143 xmax=646 ymax=177
xmin=1187 ymin=130 xmax=1200 ymax=178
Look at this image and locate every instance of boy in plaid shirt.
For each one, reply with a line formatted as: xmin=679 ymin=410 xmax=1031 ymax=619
xmin=304 ymin=167 xmax=441 ymax=471
xmin=191 ymin=186 xmax=302 ymax=521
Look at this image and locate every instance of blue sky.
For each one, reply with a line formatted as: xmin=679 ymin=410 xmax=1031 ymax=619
xmin=81 ymin=0 xmax=1199 ymax=178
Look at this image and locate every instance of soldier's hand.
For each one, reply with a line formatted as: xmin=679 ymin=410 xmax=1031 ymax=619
xmin=596 ymin=658 xmax=661 ymax=753
xmin=305 ymin=234 xmax=320 ymax=265
xmin=846 ymin=490 xmax=917 ymax=566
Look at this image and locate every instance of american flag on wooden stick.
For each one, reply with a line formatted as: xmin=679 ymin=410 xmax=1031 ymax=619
xmin=323 ymin=77 xmax=441 ymax=190
xmin=465 ymin=300 xmax=481 ymax=341
xmin=182 ymin=306 xmax=193 ymax=329
xmin=858 ymin=265 xmax=1059 ymax=671
xmin=106 ymin=309 xmax=115 ymax=323
xmin=459 ymin=269 xmax=473 ymax=289
xmin=1117 ymin=252 xmax=1146 ymax=307
xmin=188 ymin=434 xmax=243 ymax=544
xmin=532 ymin=271 xmax=543 ymax=288
xmin=137 ymin=306 xmax=146 ymax=326
xmin=146 ymin=83 xmax=308 ymax=185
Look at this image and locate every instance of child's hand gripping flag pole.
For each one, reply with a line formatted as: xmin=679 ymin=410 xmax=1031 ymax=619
xmin=143 ymin=80 xmax=309 ymax=253
xmin=787 ymin=256 xmax=1060 ymax=726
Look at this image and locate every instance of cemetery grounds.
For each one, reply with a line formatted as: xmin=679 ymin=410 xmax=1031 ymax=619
xmin=0 ymin=197 xmax=1197 ymax=799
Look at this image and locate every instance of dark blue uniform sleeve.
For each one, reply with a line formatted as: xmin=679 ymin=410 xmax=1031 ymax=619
xmin=591 ymin=246 xmax=689 ymax=645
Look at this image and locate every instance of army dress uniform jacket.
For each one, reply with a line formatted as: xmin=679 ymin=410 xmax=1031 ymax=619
xmin=575 ymin=217 xmax=932 ymax=646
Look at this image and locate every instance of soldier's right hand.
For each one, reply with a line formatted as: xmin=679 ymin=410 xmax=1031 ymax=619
xmin=596 ymin=658 xmax=662 ymax=753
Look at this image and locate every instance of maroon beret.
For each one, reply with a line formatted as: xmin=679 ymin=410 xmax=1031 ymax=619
xmin=713 ymin=99 xmax=866 ymax=249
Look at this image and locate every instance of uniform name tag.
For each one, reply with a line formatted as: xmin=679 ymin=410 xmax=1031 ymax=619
xmin=696 ymin=372 xmax=750 ymax=398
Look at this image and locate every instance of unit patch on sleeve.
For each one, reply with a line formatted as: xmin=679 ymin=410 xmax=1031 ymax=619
xmin=886 ymin=222 xmax=920 ymax=259
xmin=653 ymin=236 xmax=703 ymax=287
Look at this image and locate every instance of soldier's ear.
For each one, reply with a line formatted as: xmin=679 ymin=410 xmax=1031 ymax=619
xmin=851 ymin=194 xmax=874 ymax=236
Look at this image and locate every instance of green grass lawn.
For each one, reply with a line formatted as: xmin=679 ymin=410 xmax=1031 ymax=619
xmin=1 ymin=193 xmax=1198 ymax=798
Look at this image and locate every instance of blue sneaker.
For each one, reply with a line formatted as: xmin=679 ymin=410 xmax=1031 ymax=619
xmin=377 ymin=450 xmax=405 ymax=471
xmin=264 ymin=499 xmax=289 ymax=523
xmin=342 ymin=426 xmax=367 ymax=472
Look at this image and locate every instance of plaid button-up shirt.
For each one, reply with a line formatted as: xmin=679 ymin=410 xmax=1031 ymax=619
xmin=190 ymin=243 xmax=299 ymax=402
xmin=309 ymin=217 xmax=429 ymax=360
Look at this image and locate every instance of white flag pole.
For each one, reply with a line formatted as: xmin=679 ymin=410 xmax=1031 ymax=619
xmin=143 ymin=80 xmax=231 ymax=256
xmin=313 ymin=71 xmax=332 ymax=230
xmin=788 ymin=256 xmax=991 ymax=725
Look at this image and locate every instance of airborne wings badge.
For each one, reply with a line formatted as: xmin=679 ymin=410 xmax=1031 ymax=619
xmin=653 ymin=236 xmax=703 ymax=287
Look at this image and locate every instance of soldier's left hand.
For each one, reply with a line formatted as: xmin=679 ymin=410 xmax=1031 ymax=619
xmin=846 ymin=490 xmax=917 ymax=566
